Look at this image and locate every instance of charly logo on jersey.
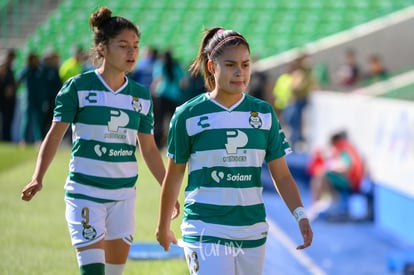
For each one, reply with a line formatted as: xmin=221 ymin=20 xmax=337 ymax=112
xmin=94 ymin=144 xmax=133 ymax=157
xmin=249 ymin=111 xmax=262 ymax=129
xmin=197 ymin=116 xmax=210 ymax=128
xmin=131 ymin=96 xmax=142 ymax=112
xmin=105 ymin=110 xmax=129 ymax=139
xmin=223 ymin=130 xmax=248 ymax=162
xmin=211 ymin=170 xmax=252 ymax=183
xmin=85 ymin=92 xmax=98 ymax=104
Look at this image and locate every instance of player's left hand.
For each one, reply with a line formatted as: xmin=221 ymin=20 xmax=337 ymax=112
xmin=296 ymin=218 xmax=313 ymax=250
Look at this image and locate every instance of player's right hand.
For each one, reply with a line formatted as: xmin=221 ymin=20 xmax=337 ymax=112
xmin=156 ymin=228 xmax=177 ymax=251
xmin=21 ymin=180 xmax=42 ymax=201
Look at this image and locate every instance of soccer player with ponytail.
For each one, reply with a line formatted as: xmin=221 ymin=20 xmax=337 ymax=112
xmin=156 ymin=27 xmax=312 ymax=275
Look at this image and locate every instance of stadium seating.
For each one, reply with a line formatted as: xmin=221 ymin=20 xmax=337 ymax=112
xmin=0 ymin=0 xmax=11 ymax=10
xmin=13 ymin=0 xmax=414 ymax=69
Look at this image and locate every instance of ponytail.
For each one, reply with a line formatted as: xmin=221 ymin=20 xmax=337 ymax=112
xmin=189 ymin=27 xmax=249 ymax=91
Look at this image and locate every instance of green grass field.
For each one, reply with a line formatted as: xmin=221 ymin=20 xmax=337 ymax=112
xmin=0 ymin=143 xmax=188 ymax=275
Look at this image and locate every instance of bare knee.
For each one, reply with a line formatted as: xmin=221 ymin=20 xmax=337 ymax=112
xmin=104 ymin=238 xmax=131 ymax=264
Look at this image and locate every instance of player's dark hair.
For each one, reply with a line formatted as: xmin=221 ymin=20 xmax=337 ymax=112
xmin=89 ymin=7 xmax=140 ymax=64
xmin=189 ymin=27 xmax=249 ymax=91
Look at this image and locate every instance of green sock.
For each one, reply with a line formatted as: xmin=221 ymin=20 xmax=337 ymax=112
xmin=80 ymin=263 xmax=105 ymax=275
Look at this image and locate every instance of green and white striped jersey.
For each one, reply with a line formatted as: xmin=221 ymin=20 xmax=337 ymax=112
xmin=54 ymin=70 xmax=154 ymax=202
xmin=167 ymin=93 xmax=291 ymax=248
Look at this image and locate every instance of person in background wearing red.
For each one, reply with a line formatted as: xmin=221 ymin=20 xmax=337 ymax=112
xmin=308 ymin=130 xmax=365 ymax=220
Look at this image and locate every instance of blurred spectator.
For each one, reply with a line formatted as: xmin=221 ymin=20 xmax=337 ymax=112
xmin=17 ymin=52 xmax=49 ymax=146
xmin=151 ymin=49 xmax=185 ymax=148
xmin=41 ymin=50 xmax=62 ymax=137
xmin=131 ymin=46 xmax=158 ymax=89
xmin=313 ymin=62 xmax=330 ymax=89
xmin=58 ymin=46 xmax=86 ymax=145
xmin=272 ymin=61 xmax=295 ymax=127
xmin=336 ymin=48 xmax=360 ymax=88
xmin=364 ymin=53 xmax=389 ymax=84
xmin=0 ymin=49 xmax=17 ymax=142
xmin=59 ymin=46 xmax=86 ymax=83
xmin=247 ymin=57 xmax=273 ymax=104
xmin=307 ymin=130 xmax=365 ymax=220
xmin=81 ymin=49 xmax=95 ymax=72
xmin=181 ymin=68 xmax=207 ymax=102
xmin=248 ymin=69 xmax=273 ymax=104
xmin=289 ymin=53 xmax=318 ymax=151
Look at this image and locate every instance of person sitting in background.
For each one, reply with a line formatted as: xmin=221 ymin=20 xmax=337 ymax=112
xmin=336 ymin=48 xmax=360 ymax=88
xmin=308 ymin=130 xmax=365 ymax=220
xmin=364 ymin=53 xmax=388 ymax=84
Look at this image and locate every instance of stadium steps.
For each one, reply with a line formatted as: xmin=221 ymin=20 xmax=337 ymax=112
xmin=0 ymin=0 xmax=60 ymax=60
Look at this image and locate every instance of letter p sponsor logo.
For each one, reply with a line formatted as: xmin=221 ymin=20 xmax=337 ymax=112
xmin=225 ymin=130 xmax=248 ymax=154
xmin=108 ymin=110 xmax=129 ymax=132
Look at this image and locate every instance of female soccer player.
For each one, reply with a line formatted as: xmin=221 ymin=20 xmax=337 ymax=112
xmin=156 ymin=27 xmax=313 ymax=275
xmin=21 ymin=7 xmax=177 ymax=275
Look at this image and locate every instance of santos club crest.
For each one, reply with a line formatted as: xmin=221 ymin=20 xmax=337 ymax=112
xmin=249 ymin=111 xmax=262 ymax=129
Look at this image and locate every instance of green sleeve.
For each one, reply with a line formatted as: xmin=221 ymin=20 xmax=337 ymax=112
xmin=265 ymin=107 xmax=291 ymax=162
xmin=166 ymin=107 xmax=190 ymax=164
xmin=53 ymin=79 xmax=79 ymax=123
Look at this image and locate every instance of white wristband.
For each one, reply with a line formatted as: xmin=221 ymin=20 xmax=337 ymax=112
xmin=293 ymin=207 xmax=308 ymax=222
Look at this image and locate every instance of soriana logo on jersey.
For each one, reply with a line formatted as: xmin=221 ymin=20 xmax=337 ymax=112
xmin=94 ymin=144 xmax=133 ymax=157
xmin=211 ymin=170 xmax=252 ymax=183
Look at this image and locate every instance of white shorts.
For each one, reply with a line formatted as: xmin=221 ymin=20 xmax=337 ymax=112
xmin=183 ymin=242 xmax=266 ymax=275
xmin=65 ymin=196 xmax=136 ymax=249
